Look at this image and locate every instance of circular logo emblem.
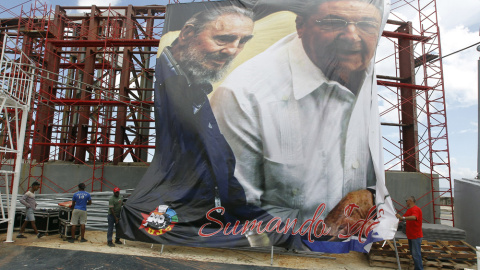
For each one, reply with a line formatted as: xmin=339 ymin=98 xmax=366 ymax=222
xmin=140 ymin=205 xmax=178 ymax=235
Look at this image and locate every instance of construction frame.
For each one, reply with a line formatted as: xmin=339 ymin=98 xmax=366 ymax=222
xmin=0 ymin=0 xmax=454 ymax=231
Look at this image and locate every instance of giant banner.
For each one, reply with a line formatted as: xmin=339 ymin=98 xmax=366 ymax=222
xmin=119 ymin=0 xmax=398 ymax=253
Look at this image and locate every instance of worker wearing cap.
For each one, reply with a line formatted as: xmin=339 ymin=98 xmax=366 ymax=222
xmin=107 ymin=187 xmax=124 ymax=247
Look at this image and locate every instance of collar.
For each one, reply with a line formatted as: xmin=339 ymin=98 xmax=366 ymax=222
xmin=161 ymin=47 xmax=212 ymax=113
xmin=161 ymin=47 xmax=191 ymax=85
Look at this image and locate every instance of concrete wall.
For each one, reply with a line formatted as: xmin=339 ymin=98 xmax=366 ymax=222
xmin=18 ymin=162 xmax=148 ymax=194
xmin=17 ymin=163 xmax=438 ymax=224
xmin=454 ymin=178 xmax=480 ymax=246
xmin=385 ymin=171 xmax=439 ymax=224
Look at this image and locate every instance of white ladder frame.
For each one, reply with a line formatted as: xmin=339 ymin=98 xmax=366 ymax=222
xmin=0 ymin=34 xmax=36 ymax=242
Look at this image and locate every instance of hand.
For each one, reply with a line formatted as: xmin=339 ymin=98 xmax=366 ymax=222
xmin=115 ymin=217 xmax=119 ymax=223
xmin=395 ymin=214 xmax=401 ymax=219
xmin=321 ymin=189 xmax=375 ymax=240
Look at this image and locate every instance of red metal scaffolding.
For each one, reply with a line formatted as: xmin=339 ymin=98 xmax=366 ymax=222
xmin=0 ymin=0 xmax=453 ymax=225
xmin=378 ymin=0 xmax=453 ymax=225
xmin=0 ymin=1 xmax=169 ymax=194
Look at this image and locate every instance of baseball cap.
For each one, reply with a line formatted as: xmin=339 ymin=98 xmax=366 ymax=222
xmin=113 ymin=187 xmax=120 ymax=193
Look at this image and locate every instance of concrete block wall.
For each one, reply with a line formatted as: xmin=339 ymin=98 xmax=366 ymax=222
xmin=18 ymin=161 xmax=148 ymax=194
xmin=16 ymin=162 xmax=439 ymax=224
xmin=454 ymin=178 xmax=480 ymax=246
xmin=385 ymin=170 xmax=440 ymax=224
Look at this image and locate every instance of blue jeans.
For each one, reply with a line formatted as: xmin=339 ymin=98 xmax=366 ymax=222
xmin=408 ymin=238 xmax=424 ymax=270
xmin=107 ymin=214 xmax=120 ymax=243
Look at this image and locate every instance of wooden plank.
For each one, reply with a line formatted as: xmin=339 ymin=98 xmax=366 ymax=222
xmin=386 ymin=240 xmax=395 ymax=250
xmin=424 ymin=259 xmax=473 ymax=268
xmin=369 ymin=239 xmax=478 ymax=269
xmin=369 ymin=254 xmax=410 ymax=263
xmin=423 ymin=259 xmax=443 ymax=268
xmin=460 ymin=240 xmax=477 ymax=250
xmin=435 ymin=240 xmax=456 ymax=255
xmin=444 ymin=240 xmax=465 ymax=245
xmin=423 ymin=252 xmax=476 ymax=260
xmin=370 ymin=250 xmax=410 ymax=257
xmin=449 ymin=247 xmax=476 ymax=252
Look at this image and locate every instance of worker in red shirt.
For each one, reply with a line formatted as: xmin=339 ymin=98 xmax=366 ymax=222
xmin=396 ymin=196 xmax=423 ymax=270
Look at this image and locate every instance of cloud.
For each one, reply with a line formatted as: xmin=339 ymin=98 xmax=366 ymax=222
xmin=436 ymin=0 xmax=480 ymax=108
xmin=458 ymin=129 xmax=477 ymax=134
xmin=441 ymin=25 xmax=479 ymax=108
xmin=449 ymin=158 xmax=477 ymax=183
xmin=437 ymin=0 xmax=480 ymax=31
xmin=451 ymin=166 xmax=477 ymax=180
xmin=381 ymin=2 xmax=479 ymax=110
xmin=382 ymin=131 xmax=401 ymax=139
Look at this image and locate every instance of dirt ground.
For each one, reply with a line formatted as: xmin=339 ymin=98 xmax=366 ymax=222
xmin=1 ymin=230 xmax=388 ymax=269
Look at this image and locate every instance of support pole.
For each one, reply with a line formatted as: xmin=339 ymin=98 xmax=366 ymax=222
xmin=270 ymin=246 xmax=274 ymax=266
xmin=6 ymin=105 xmax=30 ymax=242
xmin=477 ymin=52 xmax=480 ymax=179
xmin=161 ymin=244 xmax=164 ymax=254
xmin=398 ymin=22 xmax=419 ymax=172
xmin=393 ymin=238 xmax=402 ymax=270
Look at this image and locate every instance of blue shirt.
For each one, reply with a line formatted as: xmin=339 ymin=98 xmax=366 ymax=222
xmin=72 ymin=191 xmax=91 ymax=211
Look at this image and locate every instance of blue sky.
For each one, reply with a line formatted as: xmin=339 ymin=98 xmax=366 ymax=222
xmin=3 ymin=0 xmax=480 ymax=184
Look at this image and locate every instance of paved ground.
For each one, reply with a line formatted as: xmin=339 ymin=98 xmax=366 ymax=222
xmin=0 ymin=231 xmax=377 ymax=269
xmin=0 ymin=244 xmax=287 ymax=270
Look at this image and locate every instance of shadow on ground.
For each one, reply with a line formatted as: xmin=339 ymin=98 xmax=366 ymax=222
xmin=0 ymin=244 xmax=288 ymax=270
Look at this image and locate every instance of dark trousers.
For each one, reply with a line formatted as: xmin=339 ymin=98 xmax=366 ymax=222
xmin=408 ymin=238 xmax=424 ymax=270
xmin=107 ymin=214 xmax=120 ymax=243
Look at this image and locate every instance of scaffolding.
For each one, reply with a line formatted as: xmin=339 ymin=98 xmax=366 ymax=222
xmin=378 ymin=0 xmax=453 ymax=225
xmin=0 ymin=34 xmax=36 ymax=242
xmin=0 ymin=0 xmax=453 ymax=225
xmin=0 ymin=1 xmax=168 ymax=195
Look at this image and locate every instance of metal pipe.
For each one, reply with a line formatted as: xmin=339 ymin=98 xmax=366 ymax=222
xmin=6 ymin=103 xmax=30 ymax=242
xmin=393 ymin=238 xmax=402 ymax=270
xmin=39 ymin=99 xmax=153 ymax=106
xmin=34 ymin=142 xmax=155 ymax=148
xmin=270 ymin=246 xmax=274 ymax=266
xmin=477 ymin=53 xmax=480 ymax=179
xmin=4 ymin=190 xmax=133 ymax=232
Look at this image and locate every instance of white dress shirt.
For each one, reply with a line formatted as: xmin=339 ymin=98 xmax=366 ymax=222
xmin=211 ymin=33 xmax=395 ymax=235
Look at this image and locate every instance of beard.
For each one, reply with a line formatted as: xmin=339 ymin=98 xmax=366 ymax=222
xmin=177 ymin=47 xmax=234 ymax=85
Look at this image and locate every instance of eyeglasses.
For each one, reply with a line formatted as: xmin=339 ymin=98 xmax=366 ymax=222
xmin=315 ymin=19 xmax=380 ymax=34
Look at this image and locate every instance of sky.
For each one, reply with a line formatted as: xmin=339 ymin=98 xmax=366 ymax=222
xmin=436 ymin=0 xmax=480 ymax=182
xmin=2 ymin=0 xmax=480 ymax=185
